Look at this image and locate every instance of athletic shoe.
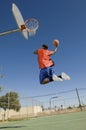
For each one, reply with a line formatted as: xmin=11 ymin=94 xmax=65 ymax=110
xmin=62 ymin=72 xmax=70 ymax=80
xmin=53 ymin=74 xmax=63 ymax=81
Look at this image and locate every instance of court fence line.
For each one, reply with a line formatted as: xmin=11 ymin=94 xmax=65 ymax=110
xmin=0 ymin=88 xmax=86 ymax=121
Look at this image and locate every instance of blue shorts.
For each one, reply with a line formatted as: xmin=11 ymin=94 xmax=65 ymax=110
xmin=39 ymin=66 xmax=54 ymax=84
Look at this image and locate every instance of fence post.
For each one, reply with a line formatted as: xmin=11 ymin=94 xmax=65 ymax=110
xmin=76 ymin=88 xmax=82 ymax=110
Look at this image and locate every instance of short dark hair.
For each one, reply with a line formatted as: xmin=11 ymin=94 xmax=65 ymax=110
xmin=42 ymin=44 xmax=48 ymax=49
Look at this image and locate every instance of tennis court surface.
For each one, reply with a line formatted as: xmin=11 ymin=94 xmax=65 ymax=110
xmin=0 ymin=111 xmax=86 ymax=130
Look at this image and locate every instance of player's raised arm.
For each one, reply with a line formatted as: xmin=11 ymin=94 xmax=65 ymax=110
xmin=52 ymin=39 xmax=59 ymax=54
xmin=52 ymin=47 xmax=58 ymax=54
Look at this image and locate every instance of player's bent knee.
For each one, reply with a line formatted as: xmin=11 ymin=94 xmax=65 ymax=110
xmin=40 ymin=78 xmax=50 ymax=84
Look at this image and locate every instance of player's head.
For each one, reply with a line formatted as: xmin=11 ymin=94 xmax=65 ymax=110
xmin=42 ymin=44 xmax=48 ymax=49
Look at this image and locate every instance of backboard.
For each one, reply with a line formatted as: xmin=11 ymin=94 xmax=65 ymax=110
xmin=12 ymin=3 xmax=28 ymax=39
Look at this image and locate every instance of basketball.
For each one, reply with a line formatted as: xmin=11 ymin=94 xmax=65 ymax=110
xmin=53 ymin=39 xmax=59 ymax=47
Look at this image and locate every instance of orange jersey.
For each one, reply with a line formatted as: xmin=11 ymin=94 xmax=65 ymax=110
xmin=37 ymin=48 xmax=54 ymax=69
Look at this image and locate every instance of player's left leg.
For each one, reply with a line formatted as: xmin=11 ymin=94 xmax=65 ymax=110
xmin=48 ymin=66 xmax=63 ymax=82
xmin=52 ymin=74 xmax=63 ymax=81
xmin=53 ymin=72 xmax=70 ymax=81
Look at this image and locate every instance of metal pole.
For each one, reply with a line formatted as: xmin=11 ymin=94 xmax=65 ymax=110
xmin=49 ymin=98 xmax=51 ymax=110
xmin=7 ymin=92 xmax=10 ymax=120
xmin=0 ymin=28 xmax=20 ymax=36
xmin=49 ymin=96 xmax=60 ymax=110
xmin=76 ymin=88 xmax=82 ymax=110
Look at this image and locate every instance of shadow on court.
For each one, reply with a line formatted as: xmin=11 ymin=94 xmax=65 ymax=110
xmin=0 ymin=125 xmax=26 ymax=129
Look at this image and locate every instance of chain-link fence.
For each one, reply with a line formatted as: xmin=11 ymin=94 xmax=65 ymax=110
xmin=20 ymin=88 xmax=86 ymax=109
xmin=0 ymin=88 xmax=86 ymax=120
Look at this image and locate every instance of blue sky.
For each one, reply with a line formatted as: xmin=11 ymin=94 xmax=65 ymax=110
xmin=0 ymin=0 xmax=86 ymax=100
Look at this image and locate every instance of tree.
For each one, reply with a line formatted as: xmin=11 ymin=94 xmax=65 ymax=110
xmin=0 ymin=91 xmax=21 ymax=111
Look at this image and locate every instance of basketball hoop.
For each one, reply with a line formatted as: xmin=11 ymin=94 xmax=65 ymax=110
xmin=0 ymin=3 xmax=39 ymax=40
xmin=25 ymin=18 xmax=39 ymax=36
